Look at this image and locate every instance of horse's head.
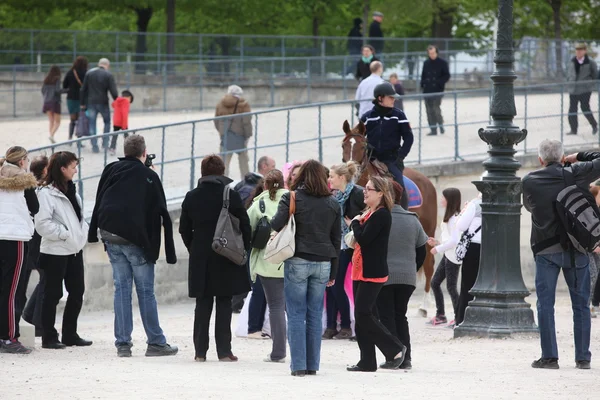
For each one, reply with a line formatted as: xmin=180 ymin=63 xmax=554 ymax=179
xmin=341 ymin=120 xmax=367 ymax=163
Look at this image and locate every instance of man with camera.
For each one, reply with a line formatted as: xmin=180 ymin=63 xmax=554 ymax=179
xmin=88 ymin=135 xmax=179 ymax=358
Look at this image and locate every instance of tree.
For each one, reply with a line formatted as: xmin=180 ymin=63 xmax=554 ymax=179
xmin=166 ymin=0 xmax=175 ymax=68
xmin=548 ymin=0 xmax=563 ymax=75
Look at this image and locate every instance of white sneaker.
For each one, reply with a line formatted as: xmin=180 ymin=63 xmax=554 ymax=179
xmin=264 ymin=354 xmax=285 ymax=363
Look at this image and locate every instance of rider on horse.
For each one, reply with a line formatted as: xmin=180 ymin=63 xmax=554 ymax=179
xmin=360 ymin=82 xmax=414 ymax=208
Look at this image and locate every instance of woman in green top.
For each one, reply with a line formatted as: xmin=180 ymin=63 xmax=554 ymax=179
xmin=247 ymin=169 xmax=288 ymax=362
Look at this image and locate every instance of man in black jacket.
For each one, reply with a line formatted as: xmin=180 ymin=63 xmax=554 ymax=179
xmin=88 ymin=135 xmax=178 ymax=358
xmin=420 ymin=46 xmax=450 ymax=136
xmin=347 ymin=18 xmax=363 ymax=56
xmin=369 ymin=12 xmax=384 ymax=55
xmin=522 ymin=139 xmax=600 ymax=370
xmin=80 ymin=58 xmax=119 ymax=153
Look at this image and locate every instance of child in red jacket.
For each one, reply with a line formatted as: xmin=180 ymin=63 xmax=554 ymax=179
xmin=109 ymin=90 xmax=134 ymax=155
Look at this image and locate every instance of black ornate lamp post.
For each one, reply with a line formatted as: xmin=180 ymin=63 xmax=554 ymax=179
xmin=453 ymin=0 xmax=538 ymax=338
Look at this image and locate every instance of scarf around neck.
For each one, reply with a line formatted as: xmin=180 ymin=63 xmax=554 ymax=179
xmin=336 ymin=182 xmax=355 ymax=249
xmin=362 ymin=55 xmax=374 ymax=63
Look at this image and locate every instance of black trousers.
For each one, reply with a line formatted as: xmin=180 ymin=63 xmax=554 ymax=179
xmin=568 ymin=93 xmax=598 ymax=133
xmin=353 ymin=280 xmax=403 ymax=370
xmin=430 ymin=256 xmax=461 ymax=317
xmin=0 ymin=240 xmax=27 ymax=341
xmin=40 ymin=252 xmax=85 ymax=343
xmin=194 ymin=295 xmax=233 ymax=358
xmin=455 ymin=243 xmax=481 ymax=326
xmin=376 ymin=284 xmax=415 ymax=361
xmin=22 ymin=270 xmax=44 ymax=329
xmin=326 ymin=248 xmax=353 ymax=330
xmin=109 ymin=126 xmax=129 ymax=150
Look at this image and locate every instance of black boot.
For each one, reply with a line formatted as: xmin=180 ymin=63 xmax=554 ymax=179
xmin=69 ymin=120 xmax=76 ymax=140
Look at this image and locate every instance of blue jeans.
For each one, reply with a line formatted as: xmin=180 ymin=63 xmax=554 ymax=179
xmin=87 ymin=104 xmax=111 ymax=149
xmin=105 ymin=243 xmax=167 ymax=347
xmin=284 ymin=257 xmax=330 ymax=372
xmin=535 ymin=251 xmax=591 ymax=362
xmin=248 ymin=276 xmax=266 ymax=334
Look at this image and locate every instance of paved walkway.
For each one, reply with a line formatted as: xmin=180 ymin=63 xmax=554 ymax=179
xmin=2 ymin=91 xmax=599 ymax=212
xmin=1 ymin=294 xmax=596 ymax=400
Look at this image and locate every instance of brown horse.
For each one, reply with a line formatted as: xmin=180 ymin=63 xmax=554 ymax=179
xmin=341 ymin=120 xmax=437 ymax=317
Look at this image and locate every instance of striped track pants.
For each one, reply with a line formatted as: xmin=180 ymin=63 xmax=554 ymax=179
xmin=0 ymin=240 xmax=26 ymax=341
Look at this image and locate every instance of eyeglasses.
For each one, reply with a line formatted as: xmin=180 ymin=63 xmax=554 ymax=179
xmin=364 ymin=186 xmax=379 ymax=193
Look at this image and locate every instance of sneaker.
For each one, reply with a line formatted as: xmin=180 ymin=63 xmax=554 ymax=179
xmin=117 ymin=345 xmax=132 ymax=358
xmin=399 ymin=359 xmax=412 ymax=370
xmin=531 ymin=358 xmax=559 ymax=369
xmin=576 ymin=360 xmax=591 ymax=370
xmin=426 ymin=315 xmax=448 ymax=326
xmin=247 ymin=331 xmax=269 ymax=340
xmin=593 ymin=126 xmax=598 ymax=135
xmin=380 ymin=345 xmax=407 ymax=370
xmin=264 ymin=354 xmax=285 ymax=363
xmin=446 ymin=320 xmax=456 ymax=329
xmin=334 ymin=328 xmax=353 ymax=340
xmin=195 ymin=356 xmax=206 ymax=362
xmin=49 ymin=136 xmax=56 ymax=144
xmin=0 ymin=339 xmax=32 ymax=354
xmin=322 ymin=328 xmax=338 ymax=339
xmin=440 ymin=125 xmax=445 ymax=134
xmin=427 ymin=131 xmax=438 ymax=136
xmin=145 ymin=343 xmax=178 ymax=357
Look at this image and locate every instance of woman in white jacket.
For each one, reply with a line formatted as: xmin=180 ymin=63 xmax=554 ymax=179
xmin=35 ymin=151 xmax=90 ymax=349
xmin=453 ymin=193 xmax=482 ymax=327
xmin=427 ymin=188 xmax=462 ymax=327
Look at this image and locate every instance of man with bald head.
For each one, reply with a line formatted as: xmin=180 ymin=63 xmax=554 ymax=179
xmin=355 ymin=60 xmax=384 ymax=117
xmin=81 ymin=58 xmax=119 ymax=153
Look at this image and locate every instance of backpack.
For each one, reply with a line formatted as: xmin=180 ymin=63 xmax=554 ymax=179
xmin=251 ymin=198 xmax=271 ymax=250
xmin=212 ymin=186 xmax=248 ymax=265
xmin=555 ymin=166 xmax=600 ymax=254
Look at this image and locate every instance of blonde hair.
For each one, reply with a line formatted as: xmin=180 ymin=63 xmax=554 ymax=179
xmin=330 ymin=161 xmax=358 ymax=183
xmin=4 ymin=146 xmax=27 ymax=165
xmin=369 ymin=176 xmax=394 ymax=211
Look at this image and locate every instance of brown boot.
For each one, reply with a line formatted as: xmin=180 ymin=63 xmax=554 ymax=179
xmin=334 ymin=328 xmax=353 ymax=340
xmin=322 ymin=328 xmax=338 ymax=339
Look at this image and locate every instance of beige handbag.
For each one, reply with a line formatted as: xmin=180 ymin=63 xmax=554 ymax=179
xmin=344 ymin=230 xmax=356 ymax=249
xmin=264 ymin=191 xmax=296 ymax=264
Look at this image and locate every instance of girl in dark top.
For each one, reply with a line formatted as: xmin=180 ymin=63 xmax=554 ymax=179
xmin=42 ymin=66 xmax=64 ymax=144
xmin=63 ymin=56 xmax=88 ymax=142
xmin=323 ymin=161 xmax=364 ymax=340
xmin=347 ymin=176 xmax=406 ymax=372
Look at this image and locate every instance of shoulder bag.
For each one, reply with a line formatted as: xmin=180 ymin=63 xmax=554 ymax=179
xmin=222 ymin=99 xmax=246 ymax=151
xmin=212 ymin=186 xmax=248 ymax=265
xmin=455 ymin=225 xmax=481 ymax=263
xmin=264 ymin=192 xmax=296 ymax=264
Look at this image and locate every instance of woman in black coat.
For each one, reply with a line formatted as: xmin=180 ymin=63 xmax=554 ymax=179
xmin=179 ymin=155 xmax=252 ymax=363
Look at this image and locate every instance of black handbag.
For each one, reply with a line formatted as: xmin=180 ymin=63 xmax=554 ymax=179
xmin=251 ymin=198 xmax=271 ymax=249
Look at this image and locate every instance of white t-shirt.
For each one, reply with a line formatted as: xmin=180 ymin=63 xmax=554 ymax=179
xmin=355 ymin=74 xmax=384 ymax=117
xmin=434 ymin=214 xmax=461 ymax=264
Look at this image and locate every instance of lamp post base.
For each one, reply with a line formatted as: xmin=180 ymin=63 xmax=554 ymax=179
xmin=454 ymin=292 xmax=538 ymax=338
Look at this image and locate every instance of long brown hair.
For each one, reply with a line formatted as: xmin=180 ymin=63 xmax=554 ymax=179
xmin=72 ymin=56 xmax=88 ymax=72
xmin=369 ymin=176 xmax=394 ymax=211
xmin=44 ymin=151 xmax=78 ymax=194
xmin=442 ymin=188 xmax=462 ymax=223
xmin=43 ymin=65 xmax=61 ymax=85
xmin=290 ymin=160 xmax=331 ymax=197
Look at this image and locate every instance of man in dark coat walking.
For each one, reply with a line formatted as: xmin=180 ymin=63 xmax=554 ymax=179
xmin=566 ymin=42 xmax=598 ymax=136
xmin=420 ymin=45 xmax=451 ymax=136
xmin=369 ymin=11 xmax=384 ymax=55
xmin=347 ymin=18 xmax=363 ymax=56
xmin=179 ymin=154 xmax=251 ymax=362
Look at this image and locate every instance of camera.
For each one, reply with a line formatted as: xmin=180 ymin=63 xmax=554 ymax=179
xmin=145 ymin=153 xmax=156 ymax=168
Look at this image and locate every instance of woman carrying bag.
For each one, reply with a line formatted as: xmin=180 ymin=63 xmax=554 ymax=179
xmin=270 ymin=160 xmax=341 ymax=377
xmin=247 ymin=169 xmax=288 ymax=362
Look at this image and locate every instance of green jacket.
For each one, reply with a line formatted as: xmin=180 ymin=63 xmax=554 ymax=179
xmin=248 ymin=188 xmax=288 ymax=281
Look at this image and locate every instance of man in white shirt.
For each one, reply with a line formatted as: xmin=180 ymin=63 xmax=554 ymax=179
xmin=355 ymin=61 xmax=384 ymax=118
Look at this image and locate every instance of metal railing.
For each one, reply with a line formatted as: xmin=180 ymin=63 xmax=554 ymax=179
xmin=24 ymin=81 xmax=600 ymax=217
xmin=0 ymin=48 xmax=570 ymax=119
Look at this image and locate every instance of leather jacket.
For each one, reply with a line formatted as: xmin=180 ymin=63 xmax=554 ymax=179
xmin=522 ymin=151 xmax=600 ymax=253
xmin=80 ymin=66 xmax=118 ymax=106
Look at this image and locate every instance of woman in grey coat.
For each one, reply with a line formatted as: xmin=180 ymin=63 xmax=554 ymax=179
xmin=376 ymin=181 xmax=428 ymax=370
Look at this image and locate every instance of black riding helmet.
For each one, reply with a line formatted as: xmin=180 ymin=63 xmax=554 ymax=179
xmin=373 ymin=82 xmax=401 ymax=99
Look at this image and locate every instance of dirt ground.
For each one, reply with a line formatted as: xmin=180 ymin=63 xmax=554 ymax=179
xmin=1 ymin=293 xmax=597 ymax=400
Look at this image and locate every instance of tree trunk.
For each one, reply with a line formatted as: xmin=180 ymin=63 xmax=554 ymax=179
xmin=134 ymin=7 xmax=153 ymax=74
xmin=363 ymin=0 xmax=369 ymax=46
xmin=312 ymin=16 xmax=320 ymax=48
xmin=431 ymin=1 xmax=456 ymax=51
xmin=166 ymin=0 xmax=176 ymax=72
xmin=551 ymin=0 xmax=563 ymax=77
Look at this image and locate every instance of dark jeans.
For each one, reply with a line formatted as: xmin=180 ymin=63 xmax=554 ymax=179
xmin=353 ymin=280 xmax=403 ymax=370
xmin=260 ymin=276 xmax=286 ymax=361
xmin=425 ymin=97 xmax=444 ymax=129
xmin=109 ymin=126 xmax=129 ymax=150
xmin=87 ymin=103 xmax=111 ymax=149
xmin=0 ymin=240 xmax=27 ymax=341
xmin=194 ymin=295 xmax=233 ymax=358
xmin=455 ymin=243 xmax=481 ymax=326
xmin=22 ymin=270 xmax=44 ymax=330
xmin=376 ymin=284 xmax=415 ymax=361
xmin=535 ymin=252 xmax=591 ymax=361
xmin=248 ymin=276 xmax=266 ymax=334
xmin=568 ymin=92 xmax=597 ymax=133
xmin=40 ymin=252 xmax=85 ymax=343
xmin=593 ymin=273 xmax=600 ymax=307
xmin=326 ymin=248 xmax=352 ymax=330
xmin=430 ymin=255 xmax=460 ymax=317
xmin=383 ymin=159 xmax=408 ymax=209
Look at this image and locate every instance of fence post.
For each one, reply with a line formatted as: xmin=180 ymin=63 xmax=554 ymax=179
xmin=73 ymin=32 xmax=77 ymax=60
xmin=163 ymin=65 xmax=167 ymax=112
xmin=418 ymin=95 xmax=423 ymax=164
xmin=253 ymin=114 xmax=258 ymax=170
xmin=116 ymin=32 xmax=120 ymax=67
xmin=321 ymin=38 xmax=326 ymax=77
xmin=126 ymin=53 xmax=131 ymax=89
xmin=318 ymin=105 xmax=323 ymax=163
xmin=29 ymin=31 xmax=34 ymax=65
xmin=270 ymin=60 xmax=275 ymax=107
xmin=37 ymin=53 xmax=41 ymax=73
xmin=240 ymin=36 xmax=245 ymax=78
xmin=12 ymin=67 xmax=17 ymax=118
xmin=526 ymin=39 xmax=532 ymax=82
xmin=454 ymin=92 xmax=459 ymax=161
xmin=190 ymin=123 xmax=196 ymax=190
xmin=199 ymin=36 xmax=204 ymax=111
xmin=306 ymin=59 xmax=311 ymax=103
xmin=350 ymin=102 xmax=355 ymax=127
xmin=560 ymin=84 xmax=564 ymax=142
xmin=523 ymin=88 xmax=528 ymax=153
xmin=286 ymin=110 xmax=290 ymax=162
xmin=77 ymin=138 xmax=84 ymax=204
xmin=281 ymin=38 xmax=285 ymax=74
xmin=342 ymin=56 xmax=348 ymax=100
xmin=161 ymin=127 xmax=166 ymax=183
